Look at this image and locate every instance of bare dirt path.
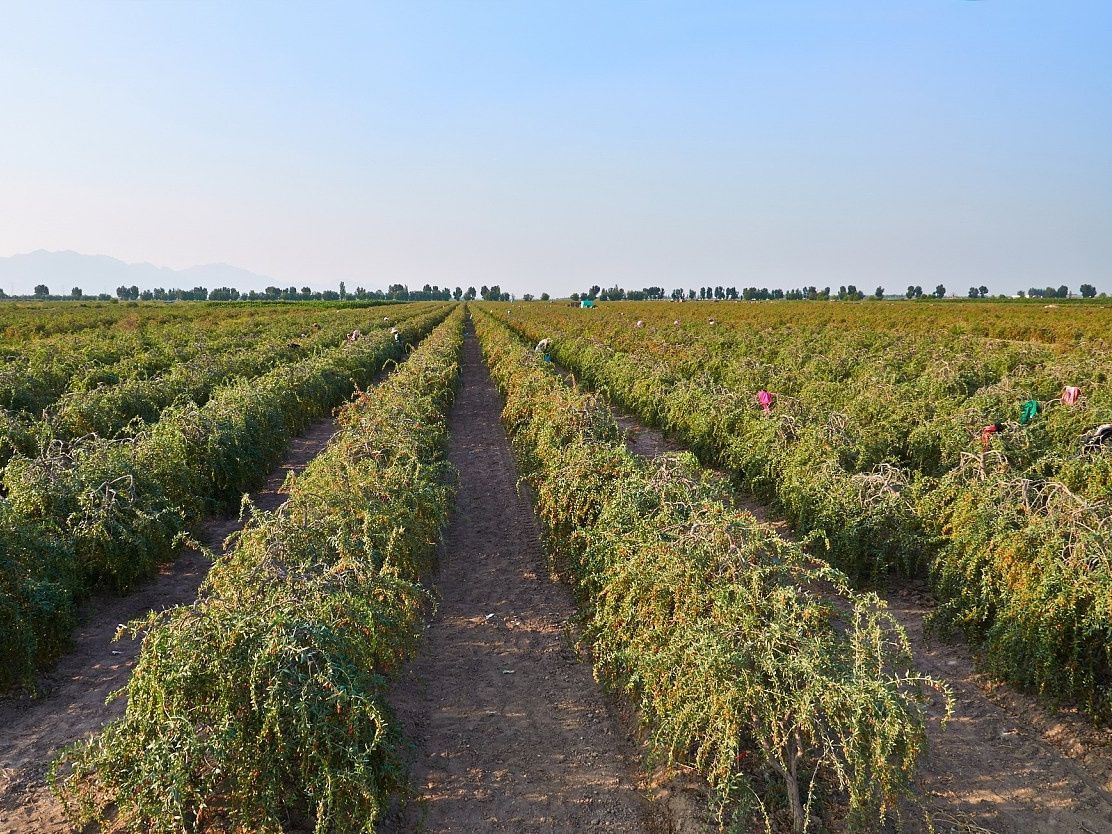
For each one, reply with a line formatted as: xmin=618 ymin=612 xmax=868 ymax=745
xmin=383 ymin=330 xmax=662 ymax=834
xmin=609 ymin=409 xmax=1112 ymax=834
xmin=0 ymin=416 xmax=342 ymax=834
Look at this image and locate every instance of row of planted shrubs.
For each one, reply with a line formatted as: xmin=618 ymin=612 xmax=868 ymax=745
xmin=0 ymin=304 xmax=451 ymax=691
xmin=473 ymin=309 xmax=946 ymax=834
xmin=52 ymin=307 xmax=464 ymax=834
xmin=44 ymin=304 xmax=432 ymax=440
xmin=1 ymin=302 xmax=357 ymax=413
xmin=0 ymin=303 xmax=428 ymax=467
xmin=490 ymin=304 xmax=1112 ymax=721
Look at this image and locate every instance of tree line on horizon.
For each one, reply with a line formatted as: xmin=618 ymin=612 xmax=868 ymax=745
xmin=1 ymin=281 xmax=1103 ymax=303
xmin=568 ymin=282 xmax=1103 ymax=302
xmin=2 ymin=282 xmax=520 ymax=303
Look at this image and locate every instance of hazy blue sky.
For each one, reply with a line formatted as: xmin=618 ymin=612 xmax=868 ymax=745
xmin=1 ymin=1 xmax=1109 ymax=296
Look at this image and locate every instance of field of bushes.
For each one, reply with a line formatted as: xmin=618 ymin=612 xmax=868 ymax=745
xmin=51 ymin=306 xmax=465 ymax=832
xmin=487 ymin=299 xmax=1112 ymax=721
xmin=1 ymin=301 xmax=451 ymax=689
xmin=1 ymin=298 xmax=1105 ymax=833
xmin=472 ymin=307 xmax=948 ymax=832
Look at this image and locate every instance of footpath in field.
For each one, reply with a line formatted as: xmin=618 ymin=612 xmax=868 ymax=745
xmin=384 ymin=330 xmax=662 ymax=834
xmin=0 ymin=416 xmax=341 ymax=834
xmin=611 ymin=412 xmax=1112 ymax=834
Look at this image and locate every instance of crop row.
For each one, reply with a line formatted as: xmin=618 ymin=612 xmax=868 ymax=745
xmin=3 ymin=302 xmax=437 ymax=460
xmin=52 ymin=307 xmax=464 ymax=833
xmin=490 ymin=301 xmax=1112 ymax=719
xmin=0 ymin=302 xmax=416 ymax=415
xmin=473 ymin=308 xmax=944 ymax=832
xmin=0 ymin=304 xmax=452 ymax=690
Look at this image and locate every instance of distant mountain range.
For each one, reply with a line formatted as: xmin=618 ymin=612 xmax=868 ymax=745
xmin=0 ymin=250 xmax=284 ymax=296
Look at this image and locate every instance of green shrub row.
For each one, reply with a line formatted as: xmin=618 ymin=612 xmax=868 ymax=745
xmin=51 ymin=307 xmax=464 ymax=833
xmin=491 ymin=303 xmax=1112 ymax=720
xmin=0 ymin=303 xmax=339 ymax=413
xmin=0 ymin=304 xmax=451 ymax=690
xmin=45 ymin=303 xmax=433 ymax=441
xmin=473 ymin=309 xmax=945 ymax=833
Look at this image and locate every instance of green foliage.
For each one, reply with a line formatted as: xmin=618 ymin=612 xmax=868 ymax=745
xmin=487 ymin=300 xmax=1112 ymax=720
xmin=0 ymin=304 xmax=454 ymax=689
xmin=52 ymin=309 xmax=464 ymax=833
xmin=474 ymin=310 xmax=945 ymax=832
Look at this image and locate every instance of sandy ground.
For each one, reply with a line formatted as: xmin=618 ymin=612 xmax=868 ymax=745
xmin=610 ymin=410 xmax=1112 ymax=834
xmin=383 ymin=330 xmax=666 ymax=834
xmin=0 ymin=416 xmax=341 ymax=834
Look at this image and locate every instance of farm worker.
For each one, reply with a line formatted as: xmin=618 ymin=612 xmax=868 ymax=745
xmin=757 ymin=389 xmax=773 ymax=414
xmin=981 ymin=422 xmax=1004 ymax=449
xmin=535 ymin=338 xmax=551 ymax=354
xmin=347 ymin=329 xmax=362 ymax=342
xmin=1061 ymin=386 xmax=1082 ymax=406
xmin=673 ymin=320 xmax=681 ymax=326
xmin=390 ymin=327 xmax=400 ymax=342
xmin=635 ymin=320 xmax=644 ymax=328
xmin=1083 ymin=424 xmax=1112 ymax=453
xmin=1019 ymin=399 xmax=1039 ymax=425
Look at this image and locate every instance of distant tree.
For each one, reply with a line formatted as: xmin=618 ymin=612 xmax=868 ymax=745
xmin=71 ymin=286 xmax=83 ymax=299
xmin=875 ymin=287 xmax=884 ymax=299
xmin=1057 ymin=285 xmax=1070 ymax=298
xmin=1080 ymin=283 xmax=1097 ymax=298
xmin=522 ymin=293 xmax=534 ymax=301
xmin=33 ymin=284 xmax=49 ymax=298
xmin=968 ymin=287 xmax=979 ymax=299
xmin=464 ymin=286 xmax=476 ymax=300
xmin=479 ymin=285 xmax=490 ymax=300
xmin=453 ymin=286 xmax=463 ymax=300
xmin=1017 ymin=290 xmax=1026 ymax=298
xmin=321 ymin=290 xmax=340 ymax=301
xmin=339 ymin=281 xmax=346 ymax=300
xmin=978 ymin=285 xmax=988 ymax=297
xmin=570 ymin=292 xmax=581 ymax=302
xmin=488 ymin=285 xmax=501 ymax=301
xmin=933 ymin=284 xmax=946 ymax=298
xmin=540 ymin=292 xmax=550 ymax=301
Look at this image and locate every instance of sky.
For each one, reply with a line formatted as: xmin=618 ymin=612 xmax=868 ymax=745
xmin=0 ymin=0 xmax=1109 ymax=297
